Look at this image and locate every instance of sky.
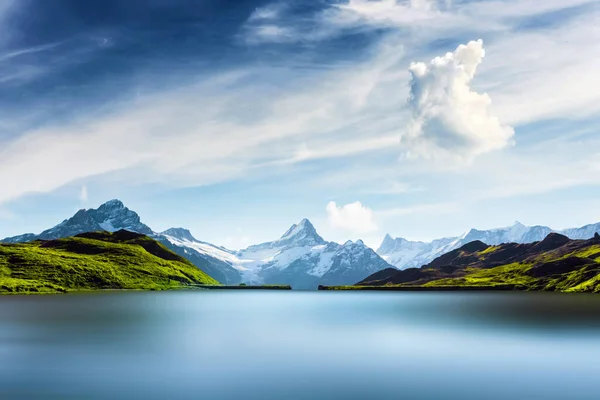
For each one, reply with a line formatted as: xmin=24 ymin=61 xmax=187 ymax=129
xmin=0 ymin=0 xmax=599 ymax=249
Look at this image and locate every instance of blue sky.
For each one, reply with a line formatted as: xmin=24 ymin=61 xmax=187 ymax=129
xmin=1 ymin=0 xmax=600 ymax=249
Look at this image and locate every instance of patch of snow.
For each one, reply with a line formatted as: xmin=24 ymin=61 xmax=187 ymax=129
xmin=162 ymin=234 xmax=246 ymax=270
xmin=99 ymin=220 xmax=116 ymax=232
xmin=308 ymin=249 xmax=335 ymax=277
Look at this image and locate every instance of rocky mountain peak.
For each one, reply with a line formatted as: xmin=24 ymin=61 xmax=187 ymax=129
xmin=98 ymin=199 xmax=125 ymax=210
xmin=1 ymin=199 xmax=152 ymax=242
xmin=281 ymin=218 xmax=315 ymax=238
xmin=276 ymin=218 xmax=325 ymax=247
xmin=162 ymin=228 xmax=197 ymax=242
xmin=377 ymin=234 xmax=396 ymax=254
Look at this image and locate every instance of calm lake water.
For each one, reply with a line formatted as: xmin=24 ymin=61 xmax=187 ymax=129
xmin=2 ymin=291 xmax=600 ymax=399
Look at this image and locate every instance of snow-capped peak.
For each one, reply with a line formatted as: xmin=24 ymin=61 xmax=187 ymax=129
xmin=161 ymin=228 xmax=197 ymax=242
xmin=378 ymin=234 xmax=403 ymax=254
xmin=274 ymin=218 xmax=325 ymax=247
xmin=280 ymin=218 xmax=314 ymax=239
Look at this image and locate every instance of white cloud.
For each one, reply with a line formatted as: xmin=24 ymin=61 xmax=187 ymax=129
xmin=244 ymin=0 xmax=600 ymax=124
xmin=402 ymin=39 xmax=514 ymax=162
xmin=79 ymin=185 xmax=88 ymax=203
xmin=463 ymin=0 xmax=598 ymax=19
xmin=476 ymin=13 xmax=600 ymax=124
xmin=330 ymin=0 xmax=445 ymax=28
xmin=326 ymin=201 xmax=378 ymax=234
xmin=0 ymin=48 xmax=407 ymax=205
xmin=245 ymin=25 xmax=295 ymax=44
xmin=3 ymin=0 xmax=600 ymax=215
xmin=248 ymin=3 xmax=285 ymax=21
xmin=245 ymin=0 xmax=498 ymax=45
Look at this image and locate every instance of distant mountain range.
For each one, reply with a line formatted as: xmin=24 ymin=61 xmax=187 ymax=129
xmin=377 ymin=221 xmax=600 ymax=270
xmin=3 ymin=199 xmax=600 ymax=289
xmin=357 ymin=232 xmax=600 ymax=292
xmin=159 ymin=218 xmax=391 ymax=289
xmin=2 ymin=200 xmax=391 ymax=289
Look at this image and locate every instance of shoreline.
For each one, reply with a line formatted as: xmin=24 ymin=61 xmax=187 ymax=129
xmin=0 ymin=284 xmax=293 ymax=296
xmin=194 ymin=285 xmax=292 ymax=290
xmin=317 ymin=285 xmax=524 ymax=291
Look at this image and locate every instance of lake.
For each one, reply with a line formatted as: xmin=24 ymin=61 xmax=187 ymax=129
xmin=2 ymin=291 xmax=600 ymax=399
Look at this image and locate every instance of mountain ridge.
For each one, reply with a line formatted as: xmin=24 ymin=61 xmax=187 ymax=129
xmin=2 ymin=200 xmax=392 ymax=289
xmin=4 ymin=199 xmax=600 ymax=289
xmin=358 ymin=232 xmax=600 ymax=292
xmin=378 ymin=221 xmax=600 ymax=270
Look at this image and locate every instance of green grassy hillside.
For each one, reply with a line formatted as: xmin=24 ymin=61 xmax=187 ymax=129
xmin=352 ymin=233 xmax=600 ymax=293
xmin=0 ymin=230 xmax=219 ymax=294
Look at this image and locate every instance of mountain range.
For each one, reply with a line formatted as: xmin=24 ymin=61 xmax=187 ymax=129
xmin=355 ymin=232 xmax=600 ymax=292
xmin=378 ymin=221 xmax=600 ymax=270
xmin=2 ymin=200 xmax=391 ymax=289
xmin=3 ymin=199 xmax=600 ymax=289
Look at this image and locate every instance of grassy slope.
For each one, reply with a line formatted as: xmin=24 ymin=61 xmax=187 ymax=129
xmin=424 ymin=244 xmax=600 ymax=292
xmin=0 ymin=230 xmax=219 ymax=294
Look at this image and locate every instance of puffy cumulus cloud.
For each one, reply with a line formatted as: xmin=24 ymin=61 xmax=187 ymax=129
xmin=402 ymin=39 xmax=515 ymax=162
xmin=326 ymin=201 xmax=378 ymax=234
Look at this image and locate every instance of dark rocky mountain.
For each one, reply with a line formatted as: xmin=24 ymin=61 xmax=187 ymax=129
xmin=2 ymin=200 xmax=152 ymax=243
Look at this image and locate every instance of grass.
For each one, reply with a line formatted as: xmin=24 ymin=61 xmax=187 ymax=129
xmin=0 ymin=230 xmax=219 ymax=295
xmin=422 ymin=263 xmax=537 ymax=288
xmin=562 ymin=245 xmax=600 ymax=260
xmin=478 ymin=246 xmax=499 ymax=255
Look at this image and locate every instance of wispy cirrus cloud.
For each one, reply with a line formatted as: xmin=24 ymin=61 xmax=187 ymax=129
xmin=2 ymin=0 xmax=600 ymax=247
xmin=0 ymin=42 xmax=406 ymax=205
xmin=244 ymin=0 xmax=600 ymax=125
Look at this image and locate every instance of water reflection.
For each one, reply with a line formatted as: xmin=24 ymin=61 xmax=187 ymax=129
xmin=1 ymin=291 xmax=599 ymax=399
